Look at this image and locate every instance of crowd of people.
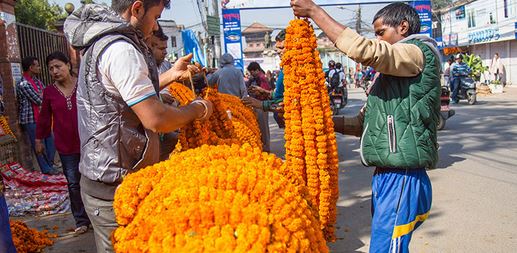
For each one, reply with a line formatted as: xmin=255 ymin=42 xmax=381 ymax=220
xmin=1 ymin=0 xmax=508 ymax=252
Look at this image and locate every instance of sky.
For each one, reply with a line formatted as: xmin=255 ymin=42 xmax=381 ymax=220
xmin=52 ymin=0 xmax=387 ymax=36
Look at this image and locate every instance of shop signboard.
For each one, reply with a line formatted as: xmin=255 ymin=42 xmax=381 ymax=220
xmin=222 ymin=8 xmax=244 ymax=70
xmin=411 ymin=1 xmax=432 ymax=37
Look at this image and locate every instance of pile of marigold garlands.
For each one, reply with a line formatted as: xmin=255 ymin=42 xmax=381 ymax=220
xmin=10 ymin=220 xmax=56 ymax=253
xmin=281 ymin=19 xmax=339 ymax=241
xmin=113 ymin=19 xmax=339 ymax=252
xmin=168 ymin=82 xmax=261 ymax=151
xmin=113 ymin=144 xmax=328 ymax=253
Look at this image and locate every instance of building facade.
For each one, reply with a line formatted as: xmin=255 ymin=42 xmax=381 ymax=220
xmin=438 ymin=0 xmax=517 ymax=85
xmin=159 ymin=20 xmax=184 ymax=62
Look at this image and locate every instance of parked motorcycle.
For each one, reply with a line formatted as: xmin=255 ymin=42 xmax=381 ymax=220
xmin=438 ymin=86 xmax=455 ymax=130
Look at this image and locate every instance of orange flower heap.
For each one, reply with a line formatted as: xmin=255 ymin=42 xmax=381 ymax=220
xmin=113 ymin=144 xmax=328 ymax=253
xmin=10 ymin=220 xmax=56 ymax=253
xmin=282 ymin=19 xmax=339 ymax=241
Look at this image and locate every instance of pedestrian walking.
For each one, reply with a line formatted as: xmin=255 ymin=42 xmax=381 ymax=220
xmin=292 ymin=1 xmax=440 ymax=252
xmin=36 ymin=51 xmax=91 ymax=234
xmin=64 ymin=1 xmax=213 ymax=252
xmin=490 ymin=53 xmax=505 ymax=85
xmin=208 ymin=53 xmax=248 ymax=98
xmin=16 ymin=56 xmax=57 ymax=174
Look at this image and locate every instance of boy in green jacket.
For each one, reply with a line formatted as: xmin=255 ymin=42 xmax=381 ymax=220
xmin=291 ymin=1 xmax=440 ymax=252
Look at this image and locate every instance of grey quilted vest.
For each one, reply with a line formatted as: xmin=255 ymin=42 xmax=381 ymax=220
xmin=65 ymin=4 xmax=160 ymax=200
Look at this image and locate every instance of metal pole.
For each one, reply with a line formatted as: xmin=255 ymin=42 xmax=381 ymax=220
xmin=212 ymin=0 xmax=221 ymax=67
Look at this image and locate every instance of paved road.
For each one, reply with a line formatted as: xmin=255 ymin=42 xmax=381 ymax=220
xmin=329 ymin=87 xmax=517 ymax=253
xmin=22 ymin=86 xmax=517 ymax=253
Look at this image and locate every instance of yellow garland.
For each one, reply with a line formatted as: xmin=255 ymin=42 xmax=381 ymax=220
xmin=0 ymin=116 xmax=16 ymax=139
xmin=282 ymin=19 xmax=339 ymax=241
xmin=168 ymin=85 xmax=261 ymax=153
xmin=169 ymin=82 xmax=196 ymax=105
xmin=113 ymin=144 xmax=328 ymax=253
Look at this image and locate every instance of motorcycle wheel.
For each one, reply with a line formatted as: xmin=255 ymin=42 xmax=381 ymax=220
xmin=333 ymin=105 xmax=340 ymax=115
xmin=468 ymin=93 xmax=477 ymax=105
xmin=437 ymin=114 xmax=446 ymax=130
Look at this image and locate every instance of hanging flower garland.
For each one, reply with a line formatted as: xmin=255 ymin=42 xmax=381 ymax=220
xmin=282 ymin=19 xmax=339 ymax=241
xmin=0 ymin=116 xmax=16 ymax=139
xmin=113 ymin=144 xmax=328 ymax=253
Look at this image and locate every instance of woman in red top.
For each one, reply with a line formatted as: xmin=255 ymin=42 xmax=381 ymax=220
xmin=246 ymin=62 xmax=271 ymax=152
xmin=35 ymin=52 xmax=90 ymax=234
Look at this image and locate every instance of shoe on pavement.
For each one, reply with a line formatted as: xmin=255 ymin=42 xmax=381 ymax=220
xmin=74 ymin=225 xmax=88 ymax=235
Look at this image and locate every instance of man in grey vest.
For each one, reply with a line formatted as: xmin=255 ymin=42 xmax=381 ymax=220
xmin=64 ymin=1 xmax=213 ymax=252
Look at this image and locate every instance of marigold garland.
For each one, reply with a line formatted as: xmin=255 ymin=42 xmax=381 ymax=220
xmin=282 ymin=19 xmax=340 ymax=241
xmin=168 ymin=84 xmax=261 ymax=153
xmin=113 ymin=144 xmax=328 ymax=253
xmin=10 ymin=220 xmax=56 ymax=253
xmin=168 ymin=82 xmax=196 ymax=105
xmin=0 ymin=116 xmax=16 ymax=139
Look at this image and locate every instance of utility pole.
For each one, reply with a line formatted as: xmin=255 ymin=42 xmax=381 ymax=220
xmin=355 ymin=4 xmax=362 ymax=35
xmin=211 ymin=0 xmax=221 ymax=67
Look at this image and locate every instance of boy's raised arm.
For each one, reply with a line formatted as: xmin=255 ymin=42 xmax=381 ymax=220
xmin=291 ymin=0 xmax=424 ymax=77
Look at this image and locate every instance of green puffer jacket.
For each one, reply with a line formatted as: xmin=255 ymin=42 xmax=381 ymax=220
xmin=360 ymin=39 xmax=441 ymax=169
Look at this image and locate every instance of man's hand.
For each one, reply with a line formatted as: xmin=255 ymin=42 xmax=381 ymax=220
xmin=242 ymin=96 xmax=262 ymax=109
xmin=290 ymin=0 xmax=319 ymax=18
xmin=35 ymin=139 xmax=44 ymax=155
xmin=160 ymin=54 xmax=202 ymax=90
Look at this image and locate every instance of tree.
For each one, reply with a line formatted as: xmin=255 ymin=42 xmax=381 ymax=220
xmin=15 ymin=0 xmax=66 ymax=30
xmin=81 ymin=0 xmax=97 ymax=4
xmin=432 ymin=0 xmax=453 ymax=10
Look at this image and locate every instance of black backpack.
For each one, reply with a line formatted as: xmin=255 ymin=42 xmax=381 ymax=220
xmin=329 ymin=70 xmax=341 ymax=89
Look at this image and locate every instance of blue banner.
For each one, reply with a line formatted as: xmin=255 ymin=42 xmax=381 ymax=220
xmin=412 ymin=1 xmax=433 ymax=37
xmin=182 ymin=30 xmax=206 ymax=66
xmin=222 ymin=8 xmax=244 ymax=70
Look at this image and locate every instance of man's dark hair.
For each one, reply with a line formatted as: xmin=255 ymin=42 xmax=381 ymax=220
xmin=372 ymin=2 xmax=421 ymax=36
xmin=22 ymin=56 xmax=38 ymax=72
xmin=275 ymin=29 xmax=286 ymax=42
xmin=336 ymin=62 xmax=342 ymax=70
xmin=112 ymin=0 xmax=170 ymax=14
xmin=153 ymin=24 xmax=168 ymax=41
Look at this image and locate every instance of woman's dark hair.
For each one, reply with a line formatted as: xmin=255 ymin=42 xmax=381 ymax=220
xmin=247 ymin=62 xmax=265 ymax=74
xmin=46 ymin=51 xmax=74 ymax=76
xmin=112 ymin=0 xmax=170 ymax=14
xmin=372 ymin=3 xmax=421 ymax=37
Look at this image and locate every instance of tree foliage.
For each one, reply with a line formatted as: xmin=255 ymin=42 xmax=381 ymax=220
xmin=15 ymin=0 xmax=66 ymax=30
xmin=432 ymin=0 xmax=453 ymax=10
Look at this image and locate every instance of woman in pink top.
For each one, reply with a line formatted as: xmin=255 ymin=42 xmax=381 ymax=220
xmin=35 ymin=52 xmax=90 ymax=234
xmin=246 ymin=62 xmax=271 ymax=152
